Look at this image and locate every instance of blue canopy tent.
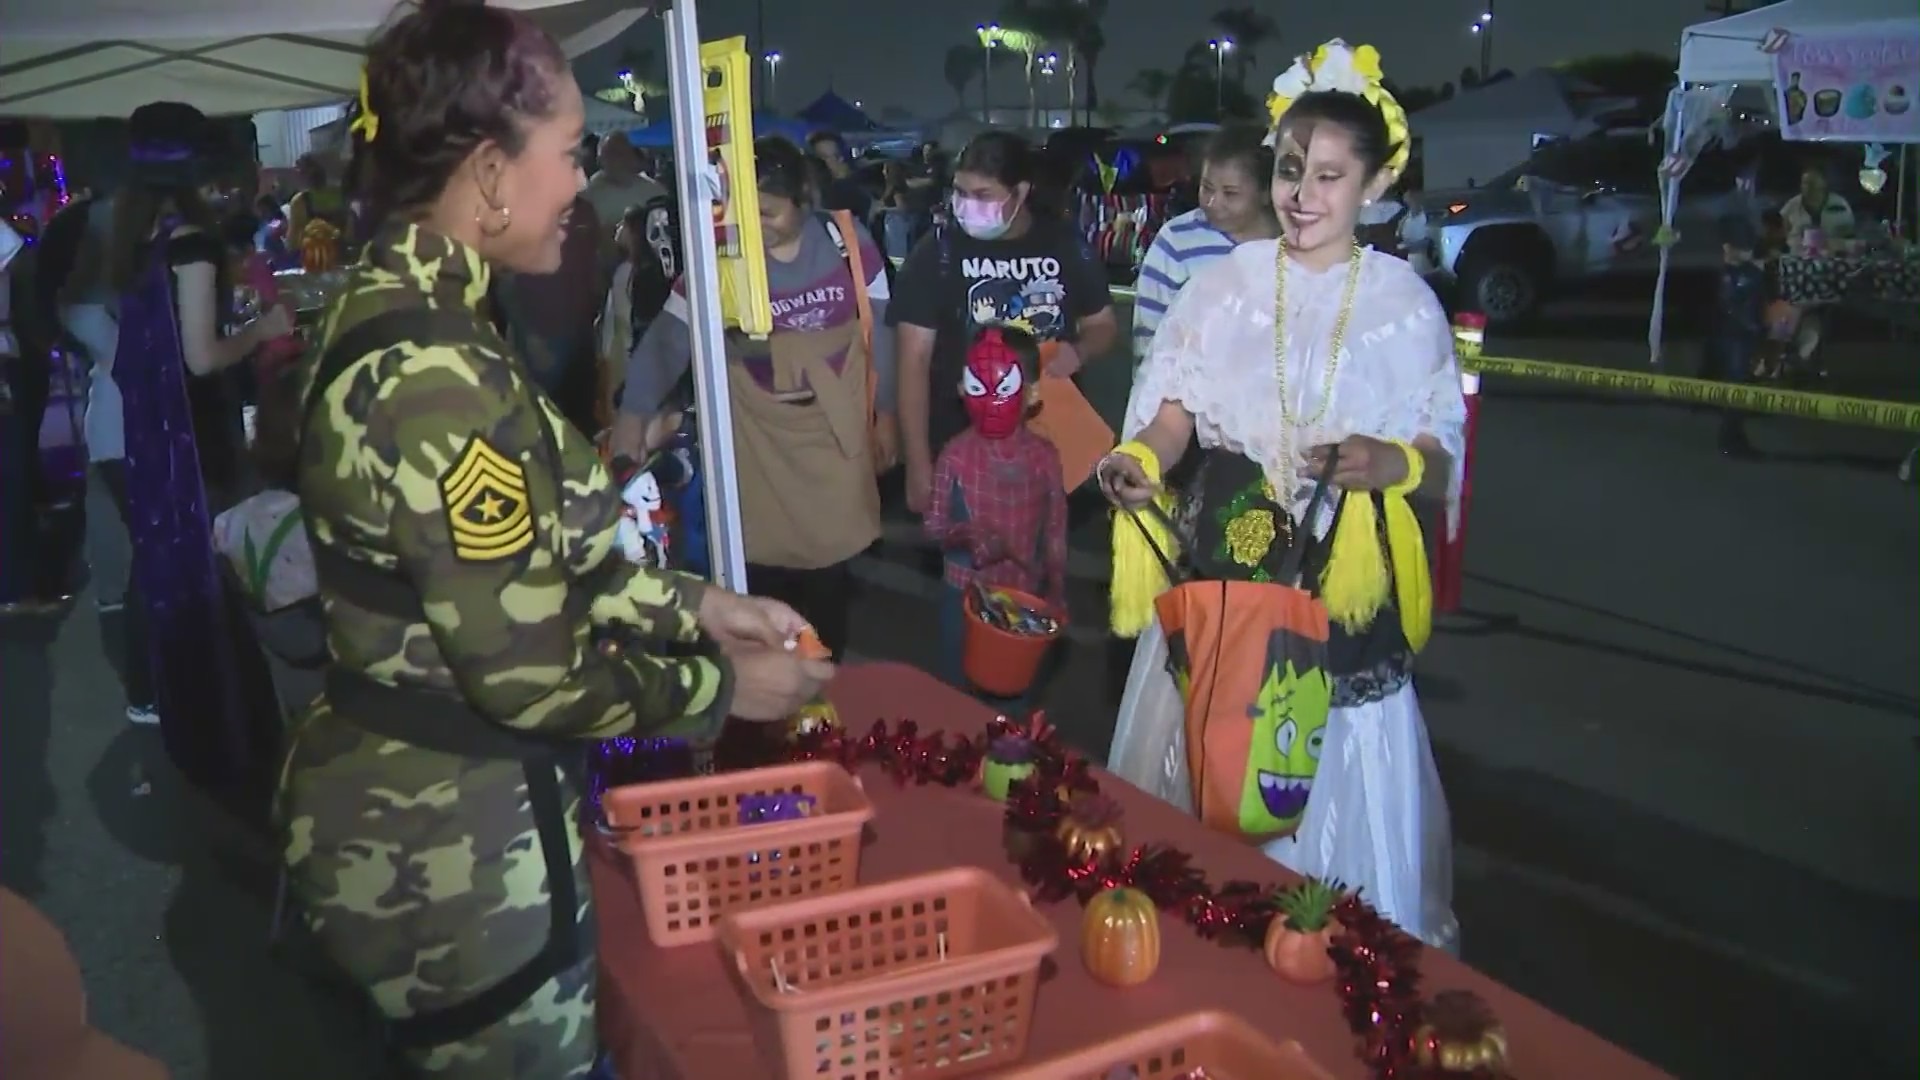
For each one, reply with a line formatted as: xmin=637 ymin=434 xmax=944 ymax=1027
xmin=797 ymin=91 xmax=880 ymax=133
xmin=622 ymin=112 xmax=814 ymax=148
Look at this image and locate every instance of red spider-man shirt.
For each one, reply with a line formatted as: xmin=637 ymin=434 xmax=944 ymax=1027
xmin=925 ymin=426 xmax=1067 ymax=604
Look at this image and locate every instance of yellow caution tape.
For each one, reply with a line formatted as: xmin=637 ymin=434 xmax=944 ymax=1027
xmin=887 ymin=256 xmax=1918 ymax=432
xmin=1467 ymin=355 xmax=1920 ymax=434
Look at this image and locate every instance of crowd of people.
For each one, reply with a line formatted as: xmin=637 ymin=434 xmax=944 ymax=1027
xmin=0 ymin=0 xmax=1474 ymax=1072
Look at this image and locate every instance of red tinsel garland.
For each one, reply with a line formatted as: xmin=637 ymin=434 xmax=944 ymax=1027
xmin=773 ymin=716 xmax=1428 ymax=1079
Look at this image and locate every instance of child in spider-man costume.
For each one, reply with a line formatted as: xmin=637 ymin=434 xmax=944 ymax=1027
xmin=925 ymin=325 xmax=1068 ymax=692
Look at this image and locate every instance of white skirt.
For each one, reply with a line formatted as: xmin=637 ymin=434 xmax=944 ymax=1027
xmin=1108 ymin=620 xmax=1459 ymax=949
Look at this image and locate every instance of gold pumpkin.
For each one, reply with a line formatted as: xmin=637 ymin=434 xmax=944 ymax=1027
xmin=1081 ymin=886 xmax=1161 ymax=987
xmin=300 ymin=221 xmax=342 ymax=273
xmin=787 ymin=699 xmax=841 ymax=741
xmin=1055 ymin=794 xmax=1125 ymax=865
xmin=1412 ymin=990 xmax=1510 ymax=1074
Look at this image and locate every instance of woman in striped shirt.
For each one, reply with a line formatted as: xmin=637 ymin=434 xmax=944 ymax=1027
xmin=1130 ymin=125 xmax=1278 ymax=363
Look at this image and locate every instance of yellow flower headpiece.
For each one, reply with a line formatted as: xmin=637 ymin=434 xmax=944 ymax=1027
xmin=1265 ymin=40 xmax=1411 ymax=176
xmin=348 ymin=67 xmax=380 ymax=144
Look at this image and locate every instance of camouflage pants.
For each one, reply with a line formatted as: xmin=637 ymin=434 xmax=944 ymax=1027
xmin=280 ymin=699 xmax=599 ymax=1078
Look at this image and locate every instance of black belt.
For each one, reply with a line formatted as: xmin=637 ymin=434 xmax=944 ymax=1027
xmin=329 ymin=669 xmax=590 ymax=1050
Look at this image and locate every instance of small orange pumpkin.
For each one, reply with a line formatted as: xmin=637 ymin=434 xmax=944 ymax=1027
xmin=1081 ymin=886 xmax=1160 ymax=987
xmin=1263 ymin=917 xmax=1337 ymax=984
xmin=1263 ymin=878 xmax=1345 ymax=984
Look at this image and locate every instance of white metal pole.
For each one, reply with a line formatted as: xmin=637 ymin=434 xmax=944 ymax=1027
xmin=663 ymin=0 xmax=748 ymax=593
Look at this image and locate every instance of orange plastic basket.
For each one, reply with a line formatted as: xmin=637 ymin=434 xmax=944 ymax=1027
xmin=715 ymin=866 xmax=1059 ymax=1080
xmin=602 ymin=760 xmax=875 ymax=947
xmin=996 ymin=1010 xmax=1337 ymax=1080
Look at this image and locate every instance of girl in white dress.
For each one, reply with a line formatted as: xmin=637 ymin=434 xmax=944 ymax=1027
xmin=1099 ymin=42 xmax=1465 ymax=948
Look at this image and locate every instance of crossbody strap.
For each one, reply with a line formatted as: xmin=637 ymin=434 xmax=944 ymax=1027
xmin=300 ymin=306 xmax=480 ymax=445
xmin=822 ymin=211 xmax=879 ymax=430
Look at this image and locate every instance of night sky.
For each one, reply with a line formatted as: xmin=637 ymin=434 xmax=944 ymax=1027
xmin=576 ymin=0 xmax=1712 ymax=117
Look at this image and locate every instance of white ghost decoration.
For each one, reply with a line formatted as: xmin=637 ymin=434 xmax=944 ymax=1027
xmin=614 ymin=469 xmax=671 ymax=568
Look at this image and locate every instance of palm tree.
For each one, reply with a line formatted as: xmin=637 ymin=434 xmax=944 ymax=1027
xmin=998 ymin=0 xmax=1109 ymax=127
xmin=1208 ymin=5 xmax=1278 ymax=87
xmin=944 ymin=44 xmax=981 ymax=110
xmin=606 ymin=46 xmax=666 ymax=118
xmin=1127 ymin=68 xmax=1177 ymax=117
xmin=1069 ymin=0 xmax=1110 ymax=126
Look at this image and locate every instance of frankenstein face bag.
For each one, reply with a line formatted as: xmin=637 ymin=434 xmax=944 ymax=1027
xmin=1127 ymin=451 xmax=1338 ymax=841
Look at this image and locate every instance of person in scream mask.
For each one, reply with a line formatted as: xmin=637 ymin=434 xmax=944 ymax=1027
xmin=924 ymin=324 xmax=1067 ymax=695
xmin=615 ymin=136 xmax=893 ymax=658
xmin=890 ymin=131 xmax=1119 ymax=514
xmin=1100 ymin=44 xmax=1466 ymax=951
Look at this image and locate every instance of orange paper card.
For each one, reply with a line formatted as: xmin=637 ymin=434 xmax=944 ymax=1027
xmin=1029 ymin=375 xmax=1116 ymax=492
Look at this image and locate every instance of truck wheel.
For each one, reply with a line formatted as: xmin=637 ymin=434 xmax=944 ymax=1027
xmin=1460 ymin=255 xmax=1540 ymax=328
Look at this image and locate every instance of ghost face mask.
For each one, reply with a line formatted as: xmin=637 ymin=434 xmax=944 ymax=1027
xmin=960 ymin=329 xmax=1030 ymax=439
xmin=615 ymin=468 xmax=668 ymax=566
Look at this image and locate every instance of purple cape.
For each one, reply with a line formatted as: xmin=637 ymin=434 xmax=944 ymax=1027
xmin=113 ymin=245 xmax=263 ymax=796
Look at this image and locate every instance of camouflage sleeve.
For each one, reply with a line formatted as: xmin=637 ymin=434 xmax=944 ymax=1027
xmin=541 ymin=392 xmax=710 ymax=645
xmin=376 ymin=342 xmax=730 ymax=740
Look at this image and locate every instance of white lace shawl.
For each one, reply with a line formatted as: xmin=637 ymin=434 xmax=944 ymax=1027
xmin=1124 ymin=241 xmax=1468 ymax=539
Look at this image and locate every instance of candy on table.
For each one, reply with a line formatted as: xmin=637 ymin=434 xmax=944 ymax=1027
xmin=736 ymin=792 xmax=818 ymax=824
xmin=787 ymin=625 xmax=831 ymax=660
xmin=969 ymin=583 xmax=1060 ymax=637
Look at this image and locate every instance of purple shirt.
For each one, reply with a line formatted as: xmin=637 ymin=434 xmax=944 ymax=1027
xmin=623 ymin=214 xmax=895 ymax=416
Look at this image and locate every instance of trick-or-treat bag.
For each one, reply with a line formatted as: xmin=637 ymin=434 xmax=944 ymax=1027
xmin=1127 ymin=452 xmax=1339 ymax=841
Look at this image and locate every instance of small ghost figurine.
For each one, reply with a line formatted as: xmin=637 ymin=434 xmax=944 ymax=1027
xmin=614 ymin=468 xmax=671 ymax=568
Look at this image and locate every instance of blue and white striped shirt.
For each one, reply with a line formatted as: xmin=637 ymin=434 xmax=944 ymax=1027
xmin=1130 ymin=208 xmax=1238 ymax=363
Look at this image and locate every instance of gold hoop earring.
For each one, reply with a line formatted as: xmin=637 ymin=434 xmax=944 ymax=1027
xmin=476 ymin=203 xmax=512 ymax=238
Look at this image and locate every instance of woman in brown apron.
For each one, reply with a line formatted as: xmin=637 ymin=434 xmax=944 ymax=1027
xmin=616 ymin=137 xmax=894 ymax=656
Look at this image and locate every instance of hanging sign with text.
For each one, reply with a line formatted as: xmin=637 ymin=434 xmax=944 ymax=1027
xmin=1774 ymin=27 xmax=1920 ymax=143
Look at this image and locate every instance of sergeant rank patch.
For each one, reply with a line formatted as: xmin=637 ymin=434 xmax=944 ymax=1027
xmin=440 ymin=435 xmax=534 ymax=562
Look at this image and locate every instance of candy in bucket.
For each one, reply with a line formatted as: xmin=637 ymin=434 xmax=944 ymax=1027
xmin=969 ymin=582 xmax=1060 ymax=637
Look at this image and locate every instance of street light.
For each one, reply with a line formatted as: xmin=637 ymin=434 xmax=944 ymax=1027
xmin=1469 ymin=6 xmax=1494 ymax=81
xmin=977 ymin=24 xmax=1002 ymax=123
xmin=1039 ymin=53 xmax=1059 ymax=125
xmin=1209 ymin=38 xmax=1234 ymax=114
xmin=764 ymin=51 xmax=782 ymax=108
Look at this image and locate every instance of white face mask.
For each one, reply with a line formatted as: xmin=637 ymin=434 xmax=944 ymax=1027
xmin=953 ymin=194 xmax=1014 ymax=240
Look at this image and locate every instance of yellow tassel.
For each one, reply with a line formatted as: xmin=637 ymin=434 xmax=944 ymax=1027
xmin=1319 ymin=490 xmax=1390 ymax=633
xmin=1107 ymin=441 xmax=1178 ymax=638
xmin=1382 ymin=444 xmax=1432 ymax=652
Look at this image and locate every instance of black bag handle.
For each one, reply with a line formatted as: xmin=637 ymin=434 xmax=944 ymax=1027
xmin=1117 ymin=447 xmax=1339 ymax=591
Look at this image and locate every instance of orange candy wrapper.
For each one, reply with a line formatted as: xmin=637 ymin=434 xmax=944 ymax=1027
xmin=790 ymin=626 xmax=831 ymax=660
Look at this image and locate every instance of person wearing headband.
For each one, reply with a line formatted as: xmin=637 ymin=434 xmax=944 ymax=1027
xmin=278 ymin=2 xmax=831 ymax=1075
xmin=1100 ymin=41 xmax=1464 ymax=949
xmin=91 ymin=100 xmax=294 ymax=776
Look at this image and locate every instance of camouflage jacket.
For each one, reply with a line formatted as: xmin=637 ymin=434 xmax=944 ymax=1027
xmin=297 ymin=222 xmax=729 ymax=740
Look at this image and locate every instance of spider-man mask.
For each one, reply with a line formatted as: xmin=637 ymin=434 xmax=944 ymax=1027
xmin=961 ymin=329 xmax=1028 ymax=439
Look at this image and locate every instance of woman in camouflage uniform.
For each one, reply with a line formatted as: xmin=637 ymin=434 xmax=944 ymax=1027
xmin=279 ymin=2 xmax=834 ymax=1075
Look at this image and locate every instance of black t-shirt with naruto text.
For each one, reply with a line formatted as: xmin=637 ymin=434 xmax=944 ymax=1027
xmin=887 ymin=214 xmax=1109 ymax=453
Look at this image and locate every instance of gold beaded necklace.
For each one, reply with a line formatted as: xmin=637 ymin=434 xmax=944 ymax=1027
xmin=1273 ymin=239 xmax=1364 ymax=479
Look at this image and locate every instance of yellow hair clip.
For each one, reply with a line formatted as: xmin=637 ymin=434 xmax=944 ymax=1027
xmin=348 ymin=68 xmax=380 ymax=144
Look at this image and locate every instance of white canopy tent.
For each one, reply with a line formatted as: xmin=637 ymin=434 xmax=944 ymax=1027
xmin=0 ymin=0 xmax=647 ymax=118
xmin=1415 ymin=69 xmax=1633 ymax=190
xmin=1649 ymin=0 xmax=1920 ymax=363
xmin=583 ymin=95 xmax=646 ymax=137
xmin=1678 ymin=0 xmax=1914 ymax=85
xmin=2 ymin=0 xmax=752 ymax=590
